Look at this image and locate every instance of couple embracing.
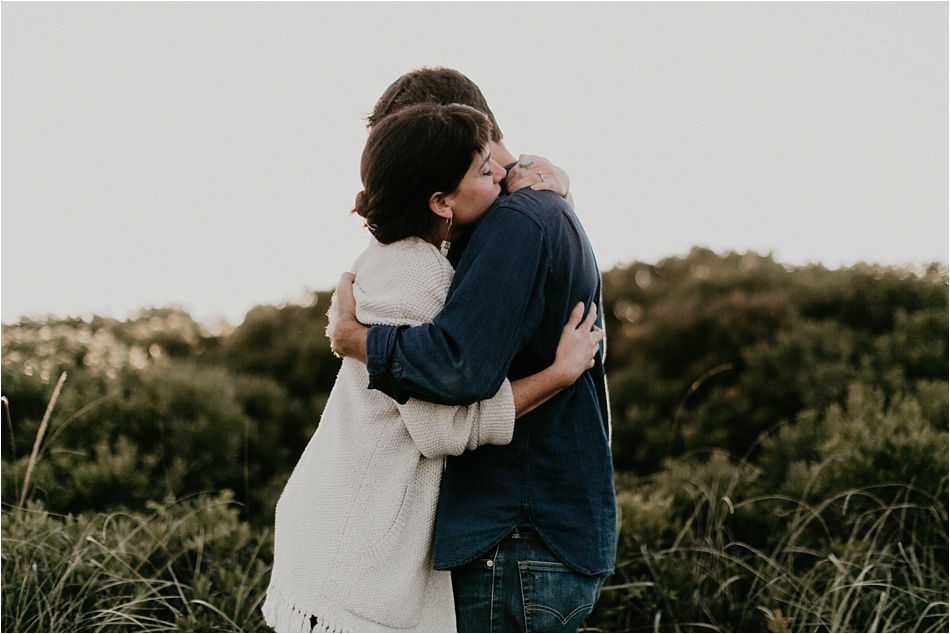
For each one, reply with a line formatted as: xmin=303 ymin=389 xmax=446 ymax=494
xmin=263 ymin=67 xmax=617 ymax=633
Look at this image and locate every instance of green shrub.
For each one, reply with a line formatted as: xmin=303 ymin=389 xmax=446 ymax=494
xmin=1 ymin=304 xmax=336 ymax=527
xmin=588 ymin=388 xmax=949 ymax=633
xmin=602 ymin=251 xmax=948 ymax=473
xmin=3 ymin=251 xmax=947 ymax=632
xmin=3 ymin=364 xmax=296 ymax=527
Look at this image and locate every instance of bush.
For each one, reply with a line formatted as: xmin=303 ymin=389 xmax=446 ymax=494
xmin=3 ymin=364 xmax=297 ymax=528
xmin=592 ymin=468 xmax=947 ymax=631
xmin=2 ymin=298 xmax=339 ymax=528
xmin=602 ymin=251 xmax=948 ymax=473
xmin=3 ymin=251 xmax=947 ymax=632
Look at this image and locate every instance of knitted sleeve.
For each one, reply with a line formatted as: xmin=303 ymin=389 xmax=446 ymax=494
xmin=397 ymin=379 xmax=515 ymax=460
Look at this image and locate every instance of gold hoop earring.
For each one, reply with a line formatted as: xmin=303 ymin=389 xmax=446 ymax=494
xmin=440 ymin=215 xmax=453 ymax=258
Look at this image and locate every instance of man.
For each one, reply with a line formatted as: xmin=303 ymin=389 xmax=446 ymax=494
xmin=328 ymin=67 xmax=616 ymax=633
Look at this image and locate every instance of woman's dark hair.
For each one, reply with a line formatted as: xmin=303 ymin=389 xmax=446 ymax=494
xmin=353 ymin=102 xmax=492 ymax=245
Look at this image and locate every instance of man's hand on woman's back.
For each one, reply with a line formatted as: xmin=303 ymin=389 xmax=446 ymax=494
xmin=326 ymin=272 xmax=368 ymax=363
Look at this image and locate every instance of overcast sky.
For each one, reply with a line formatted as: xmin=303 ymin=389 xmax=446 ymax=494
xmin=2 ymin=1 xmax=947 ymax=325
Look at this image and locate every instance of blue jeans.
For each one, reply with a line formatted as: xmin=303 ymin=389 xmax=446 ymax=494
xmin=450 ymin=528 xmax=605 ymax=633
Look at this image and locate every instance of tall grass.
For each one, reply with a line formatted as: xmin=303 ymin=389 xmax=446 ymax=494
xmin=6 ymin=475 xmax=943 ymax=633
xmin=18 ymin=372 xmax=66 ymax=507
xmin=589 ymin=457 xmax=949 ymax=633
xmin=1 ymin=492 xmax=271 ymax=633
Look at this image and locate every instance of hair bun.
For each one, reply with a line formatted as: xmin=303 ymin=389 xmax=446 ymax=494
xmin=353 ymin=190 xmax=370 ymax=219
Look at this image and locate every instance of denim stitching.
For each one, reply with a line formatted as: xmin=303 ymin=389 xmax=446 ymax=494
xmin=518 ymin=561 xmax=529 ymax=631
xmin=527 ymin=602 xmax=594 ymax=626
xmin=489 ymin=542 xmax=499 ymax=633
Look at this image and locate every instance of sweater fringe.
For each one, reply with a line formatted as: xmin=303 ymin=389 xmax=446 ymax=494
xmin=262 ymin=584 xmax=346 ymax=633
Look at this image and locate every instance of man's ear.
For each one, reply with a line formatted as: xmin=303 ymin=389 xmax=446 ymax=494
xmin=428 ymin=192 xmax=453 ymax=219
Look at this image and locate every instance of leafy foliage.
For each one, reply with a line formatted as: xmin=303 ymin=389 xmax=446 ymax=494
xmin=2 ymin=298 xmax=339 ymax=529
xmin=2 ymin=249 xmax=947 ymax=632
xmin=602 ymin=250 xmax=947 ymax=473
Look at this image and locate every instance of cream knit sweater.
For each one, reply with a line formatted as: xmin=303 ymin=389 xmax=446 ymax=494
xmin=262 ymin=237 xmax=516 ymax=633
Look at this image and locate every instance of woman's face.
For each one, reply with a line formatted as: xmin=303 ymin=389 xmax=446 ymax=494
xmin=443 ymin=146 xmax=506 ymax=226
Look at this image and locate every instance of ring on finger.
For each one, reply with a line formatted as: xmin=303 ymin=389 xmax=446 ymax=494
xmin=539 ymin=173 xmax=545 ymax=182
xmin=518 ymin=159 xmax=534 ymax=168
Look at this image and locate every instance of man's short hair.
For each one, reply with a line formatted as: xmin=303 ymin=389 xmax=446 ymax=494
xmin=368 ymin=67 xmax=503 ymax=142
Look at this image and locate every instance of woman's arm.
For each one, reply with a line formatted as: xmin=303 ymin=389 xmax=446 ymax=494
xmin=504 ymin=154 xmax=574 ymax=207
xmin=396 ymin=302 xmax=603 ymax=459
xmin=511 ymin=302 xmax=603 ymax=418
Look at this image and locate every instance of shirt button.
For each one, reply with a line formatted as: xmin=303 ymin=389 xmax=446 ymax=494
xmin=486 ymin=560 xmax=494 ymax=567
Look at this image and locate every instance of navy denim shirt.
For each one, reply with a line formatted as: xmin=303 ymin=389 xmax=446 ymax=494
xmin=366 ymin=188 xmax=617 ymax=577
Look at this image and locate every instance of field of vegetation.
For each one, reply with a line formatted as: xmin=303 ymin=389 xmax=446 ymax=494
xmin=2 ymin=248 xmax=947 ymax=632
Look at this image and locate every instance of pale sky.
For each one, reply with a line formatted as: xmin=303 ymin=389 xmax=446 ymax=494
xmin=3 ymin=1 xmax=947 ymax=325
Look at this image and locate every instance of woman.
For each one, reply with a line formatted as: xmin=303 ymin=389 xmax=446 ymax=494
xmin=262 ymin=103 xmax=602 ymax=633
